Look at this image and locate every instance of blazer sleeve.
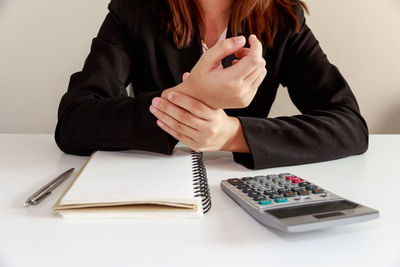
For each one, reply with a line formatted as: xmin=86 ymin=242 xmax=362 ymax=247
xmin=233 ymin=5 xmax=369 ymax=169
xmin=55 ymin=0 xmax=177 ymax=155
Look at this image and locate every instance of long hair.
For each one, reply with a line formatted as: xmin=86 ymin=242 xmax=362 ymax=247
xmin=163 ymin=0 xmax=308 ymax=49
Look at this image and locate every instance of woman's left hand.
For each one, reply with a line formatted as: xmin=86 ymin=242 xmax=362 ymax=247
xmin=149 ymin=91 xmax=241 ymax=152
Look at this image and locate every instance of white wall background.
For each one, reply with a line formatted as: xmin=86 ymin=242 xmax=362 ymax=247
xmin=0 ymin=0 xmax=399 ymax=134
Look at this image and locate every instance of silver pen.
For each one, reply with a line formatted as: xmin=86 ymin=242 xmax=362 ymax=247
xmin=24 ymin=168 xmax=75 ymax=206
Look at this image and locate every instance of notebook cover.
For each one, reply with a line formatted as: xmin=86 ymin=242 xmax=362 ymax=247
xmin=53 ymin=148 xmax=203 ymax=218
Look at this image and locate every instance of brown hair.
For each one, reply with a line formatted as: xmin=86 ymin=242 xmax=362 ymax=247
xmin=164 ymin=0 xmax=308 ymax=49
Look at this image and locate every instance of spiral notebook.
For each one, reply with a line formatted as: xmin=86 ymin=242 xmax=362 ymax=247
xmin=53 ymin=147 xmax=211 ymax=218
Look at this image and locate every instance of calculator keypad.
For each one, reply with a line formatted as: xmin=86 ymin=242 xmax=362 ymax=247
xmin=227 ymin=174 xmax=331 ymax=208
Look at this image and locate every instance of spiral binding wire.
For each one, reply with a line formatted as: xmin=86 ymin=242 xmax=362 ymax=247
xmin=191 ymin=151 xmax=211 ymax=213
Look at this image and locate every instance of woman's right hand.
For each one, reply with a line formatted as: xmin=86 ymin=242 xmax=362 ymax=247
xmin=165 ymin=35 xmax=267 ymax=109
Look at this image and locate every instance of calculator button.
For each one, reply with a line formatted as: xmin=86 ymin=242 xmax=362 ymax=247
xmin=275 ymin=197 xmax=289 ymax=203
xmin=312 ymin=189 xmax=325 ymax=194
xmin=253 ymin=194 xmax=265 ymax=201
xmin=272 ymin=186 xmax=284 ymax=190
xmin=242 ymin=187 xmax=251 ymax=193
xmin=284 ymin=192 xmax=297 ymax=198
xmin=264 ymin=190 xmax=277 ymax=196
xmin=248 ymin=190 xmax=257 ymax=197
xmin=278 ymin=189 xmax=291 ymax=194
xmin=238 ymin=184 xmax=249 ymax=190
xmin=291 ymin=187 xmax=303 ymax=192
xmin=270 ymin=175 xmax=279 ymax=182
xmin=306 ymin=185 xmax=318 ymax=190
xmin=259 ymin=199 xmax=273 ymax=205
xmin=255 ymin=193 xmax=263 ymax=199
xmin=228 ymin=179 xmax=243 ymax=186
xmin=247 ymin=180 xmax=257 ymax=186
xmin=298 ymin=190 xmax=311 ymax=196
xmin=258 ymin=186 xmax=267 ymax=192
xmin=250 ymin=192 xmax=261 ymax=199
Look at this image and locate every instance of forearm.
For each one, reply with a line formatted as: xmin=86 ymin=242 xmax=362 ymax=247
xmin=233 ymin=107 xmax=368 ymax=169
xmin=56 ymin=85 xmax=178 ymax=155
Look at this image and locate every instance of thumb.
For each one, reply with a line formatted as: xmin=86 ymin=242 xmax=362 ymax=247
xmin=205 ymin=36 xmax=246 ymax=66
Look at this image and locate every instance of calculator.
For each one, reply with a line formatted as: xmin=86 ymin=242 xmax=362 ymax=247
xmin=220 ymin=173 xmax=379 ymax=232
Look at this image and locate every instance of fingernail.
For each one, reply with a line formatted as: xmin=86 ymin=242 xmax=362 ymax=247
xmin=157 ymin=120 xmax=164 ymax=127
xmin=249 ymin=34 xmax=257 ymax=42
xmin=152 ymin=98 xmax=160 ymax=107
xmin=150 ymin=105 xmax=157 ymax=113
xmin=234 ymin=36 xmax=245 ymax=46
xmin=167 ymin=93 xmax=173 ymax=100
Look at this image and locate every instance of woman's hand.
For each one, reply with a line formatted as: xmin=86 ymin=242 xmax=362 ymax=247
xmin=149 ymin=91 xmax=249 ymax=152
xmin=166 ymin=35 xmax=267 ymax=109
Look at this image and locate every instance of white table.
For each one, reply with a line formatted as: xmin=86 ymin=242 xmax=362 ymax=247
xmin=0 ymin=134 xmax=399 ymax=267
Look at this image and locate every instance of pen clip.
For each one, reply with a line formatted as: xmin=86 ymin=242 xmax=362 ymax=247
xmin=32 ymin=191 xmax=51 ymax=205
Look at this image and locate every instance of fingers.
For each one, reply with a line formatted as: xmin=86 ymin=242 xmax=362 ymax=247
xmin=205 ymin=36 xmax=246 ymax=66
xmin=165 ymin=91 xmax=214 ymax=120
xmin=234 ymin=47 xmax=250 ymax=59
xmin=248 ymin=34 xmax=263 ymax=57
xmin=150 ymin=105 xmax=198 ymax=138
xmin=156 ymin=120 xmax=199 ymax=150
xmin=150 ymin=97 xmax=204 ymax=130
xmin=227 ymin=35 xmax=265 ymax=79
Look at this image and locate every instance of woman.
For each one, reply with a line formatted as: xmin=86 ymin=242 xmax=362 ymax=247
xmin=55 ymin=0 xmax=368 ymax=169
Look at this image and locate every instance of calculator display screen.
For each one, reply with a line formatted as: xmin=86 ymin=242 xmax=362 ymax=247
xmin=266 ymin=200 xmax=359 ymax=219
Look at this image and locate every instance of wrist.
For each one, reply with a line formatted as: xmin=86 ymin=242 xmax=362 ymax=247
xmin=222 ymin=117 xmax=250 ymax=153
xmin=161 ymin=82 xmax=190 ymax=99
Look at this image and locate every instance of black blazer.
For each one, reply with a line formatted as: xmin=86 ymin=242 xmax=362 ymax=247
xmin=55 ymin=0 xmax=368 ymax=169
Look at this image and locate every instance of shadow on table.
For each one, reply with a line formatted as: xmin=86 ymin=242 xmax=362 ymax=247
xmin=266 ymin=221 xmax=379 ymax=242
xmin=210 ymin=182 xmax=379 ymax=244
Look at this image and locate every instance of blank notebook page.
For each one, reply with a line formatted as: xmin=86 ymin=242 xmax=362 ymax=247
xmin=60 ymin=148 xmax=196 ymax=206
